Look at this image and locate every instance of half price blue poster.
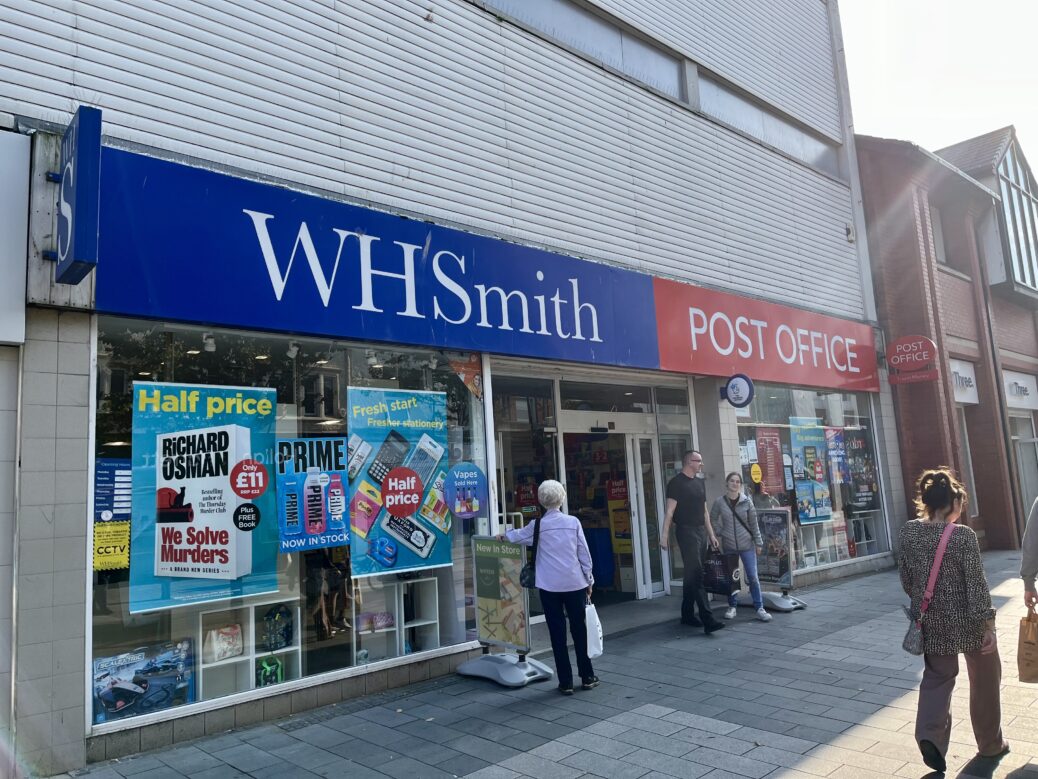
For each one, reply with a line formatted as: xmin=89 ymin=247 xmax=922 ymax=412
xmin=129 ymin=382 xmax=279 ymax=613
xmin=347 ymin=388 xmax=452 ymax=578
xmin=275 ymin=437 xmax=350 ymax=553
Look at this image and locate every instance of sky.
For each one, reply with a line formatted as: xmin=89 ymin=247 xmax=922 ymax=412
xmin=838 ymin=0 xmax=1038 ymax=157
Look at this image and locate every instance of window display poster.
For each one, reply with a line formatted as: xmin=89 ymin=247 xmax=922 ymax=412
xmin=795 ymin=480 xmax=818 ymax=523
xmin=275 ymin=437 xmax=351 ymax=553
xmin=755 ymin=428 xmax=784 ymax=495
xmin=129 ymin=382 xmax=279 ymax=613
xmin=347 ymin=388 xmax=452 ymax=578
xmin=756 ymin=508 xmax=793 ymax=588
xmin=845 ymin=427 xmax=878 ymax=509
xmin=94 ymin=458 xmax=132 ymax=570
xmin=444 ymin=462 xmax=488 ymax=520
xmin=791 ymin=419 xmax=828 ymax=524
xmin=814 ymin=480 xmax=832 ymax=519
xmin=825 ymin=427 xmax=850 ymax=484
xmin=92 ymin=639 xmax=195 ymax=724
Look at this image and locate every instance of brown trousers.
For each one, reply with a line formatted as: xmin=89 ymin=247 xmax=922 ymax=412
xmin=916 ymin=647 xmax=1004 ymax=756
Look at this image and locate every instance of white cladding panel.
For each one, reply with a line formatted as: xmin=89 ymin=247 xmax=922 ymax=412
xmin=0 ymin=0 xmax=863 ymax=319
xmin=588 ymin=0 xmax=842 ymax=141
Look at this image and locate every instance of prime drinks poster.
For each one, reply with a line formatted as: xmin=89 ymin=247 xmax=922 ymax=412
xmin=275 ymin=437 xmax=351 ymax=552
xmin=129 ymin=382 xmax=279 ymax=613
xmin=347 ymin=388 xmax=452 ymax=578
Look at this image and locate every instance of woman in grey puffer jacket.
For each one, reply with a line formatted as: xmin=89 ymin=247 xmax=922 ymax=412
xmin=709 ymin=472 xmax=771 ymax=622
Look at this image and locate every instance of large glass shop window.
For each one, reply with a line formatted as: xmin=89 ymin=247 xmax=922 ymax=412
xmin=91 ymin=317 xmax=486 ymax=724
xmin=734 ymin=385 xmax=888 ymax=570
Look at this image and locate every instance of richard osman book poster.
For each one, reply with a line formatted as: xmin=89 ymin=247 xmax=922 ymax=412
xmin=129 ymin=382 xmax=279 ymax=613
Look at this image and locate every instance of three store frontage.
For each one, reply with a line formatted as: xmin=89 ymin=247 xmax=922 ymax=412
xmin=82 ymin=146 xmax=895 ymax=734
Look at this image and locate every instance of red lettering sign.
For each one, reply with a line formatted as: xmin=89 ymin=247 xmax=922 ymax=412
xmin=381 ymin=467 xmax=423 ymax=518
xmin=886 ymin=335 xmax=939 ymax=385
xmin=654 ymin=280 xmax=879 ymax=391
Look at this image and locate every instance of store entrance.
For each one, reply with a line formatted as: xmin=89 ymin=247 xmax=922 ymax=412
xmin=562 ymin=431 xmax=666 ymax=603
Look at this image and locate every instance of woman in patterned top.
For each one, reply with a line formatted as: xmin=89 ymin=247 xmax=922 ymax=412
xmin=898 ymin=468 xmax=1007 ymax=773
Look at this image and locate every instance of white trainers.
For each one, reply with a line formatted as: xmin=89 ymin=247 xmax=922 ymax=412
xmin=756 ymin=608 xmax=773 ymax=622
xmin=724 ymin=606 xmax=737 ymax=620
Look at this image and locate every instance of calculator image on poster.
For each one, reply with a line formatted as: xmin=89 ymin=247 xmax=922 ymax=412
xmin=403 ymin=434 xmax=445 ymax=485
xmin=367 ymin=430 xmax=410 ymax=485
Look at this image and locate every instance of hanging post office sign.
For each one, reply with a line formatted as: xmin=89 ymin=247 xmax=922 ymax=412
xmin=887 ymin=335 xmax=939 ymax=385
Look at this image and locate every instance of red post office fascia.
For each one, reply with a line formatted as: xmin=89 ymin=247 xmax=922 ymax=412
xmin=654 ymin=279 xmax=880 ymax=392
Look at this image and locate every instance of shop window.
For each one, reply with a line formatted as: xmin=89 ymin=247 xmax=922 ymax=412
xmin=91 ymin=317 xmax=486 ymax=725
xmin=957 ymin=406 xmax=980 ymax=518
xmin=735 ymin=384 xmax=888 ymax=570
xmin=1010 ymin=414 xmax=1038 ymax=519
xmin=931 ymin=205 xmax=949 ymax=266
xmin=492 ymin=375 xmax=559 ymax=617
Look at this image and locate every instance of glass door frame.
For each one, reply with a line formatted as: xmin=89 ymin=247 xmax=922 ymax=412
xmin=557 ymin=410 xmax=670 ymax=600
xmin=629 ymin=433 xmax=669 ymax=598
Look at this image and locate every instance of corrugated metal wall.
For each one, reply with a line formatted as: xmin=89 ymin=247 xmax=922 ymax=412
xmin=1 ymin=0 xmax=864 ymax=319
xmin=590 ymin=0 xmax=842 ymax=141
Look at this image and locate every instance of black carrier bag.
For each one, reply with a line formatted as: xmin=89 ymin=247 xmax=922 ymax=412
xmin=702 ymin=551 xmax=742 ymax=596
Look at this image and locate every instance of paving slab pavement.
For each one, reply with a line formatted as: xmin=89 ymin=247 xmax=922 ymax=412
xmin=59 ymin=551 xmax=1038 ymax=779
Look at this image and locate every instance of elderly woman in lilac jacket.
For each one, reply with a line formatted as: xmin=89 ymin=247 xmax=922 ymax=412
xmin=505 ymin=480 xmax=599 ymax=695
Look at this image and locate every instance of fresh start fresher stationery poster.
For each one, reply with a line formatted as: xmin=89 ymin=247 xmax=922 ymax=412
xmin=347 ymin=388 xmax=452 ymax=578
xmin=129 ymin=382 xmax=279 ymax=613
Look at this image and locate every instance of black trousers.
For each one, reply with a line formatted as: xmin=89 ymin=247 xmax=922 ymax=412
xmin=539 ymin=588 xmax=594 ymax=688
xmin=676 ymin=525 xmax=715 ymax=624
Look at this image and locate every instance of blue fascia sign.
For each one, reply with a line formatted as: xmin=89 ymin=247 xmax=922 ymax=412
xmin=56 ymin=106 xmax=102 ymax=284
xmin=94 ymin=149 xmax=660 ymax=369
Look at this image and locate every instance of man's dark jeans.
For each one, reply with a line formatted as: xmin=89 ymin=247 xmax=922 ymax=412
xmin=676 ymin=525 xmax=715 ymax=624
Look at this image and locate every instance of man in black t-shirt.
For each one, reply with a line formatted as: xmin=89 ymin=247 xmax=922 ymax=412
xmin=661 ymin=450 xmax=724 ymax=633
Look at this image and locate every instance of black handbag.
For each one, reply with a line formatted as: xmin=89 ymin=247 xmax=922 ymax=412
xmin=519 ymin=515 xmax=541 ymax=589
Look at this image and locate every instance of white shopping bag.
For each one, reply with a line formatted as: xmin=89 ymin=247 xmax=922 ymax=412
xmin=586 ymin=601 xmax=604 ymax=658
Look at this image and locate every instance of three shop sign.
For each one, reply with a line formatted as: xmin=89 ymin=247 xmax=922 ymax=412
xmin=886 ymin=335 xmax=939 ymax=385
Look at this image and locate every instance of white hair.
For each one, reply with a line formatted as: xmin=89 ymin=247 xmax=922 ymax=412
xmin=538 ymin=479 xmax=566 ymax=509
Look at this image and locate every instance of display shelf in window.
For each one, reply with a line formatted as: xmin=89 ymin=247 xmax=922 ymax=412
xmin=353 ymin=576 xmax=400 ymax=665
xmin=176 ymin=596 xmax=301 ymax=701
xmin=401 ymin=577 xmax=439 ymax=656
xmin=351 ymin=575 xmax=441 ymax=662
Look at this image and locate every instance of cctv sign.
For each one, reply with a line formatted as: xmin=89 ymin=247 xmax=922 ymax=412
xmin=886 ymin=335 xmax=939 ymax=385
xmin=654 ymin=279 xmax=879 ymax=391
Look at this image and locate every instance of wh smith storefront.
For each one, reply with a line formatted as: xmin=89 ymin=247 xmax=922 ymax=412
xmin=18 ymin=136 xmax=896 ymax=766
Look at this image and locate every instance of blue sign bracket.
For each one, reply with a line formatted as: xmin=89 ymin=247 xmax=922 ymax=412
xmin=53 ymin=105 xmax=102 ymax=284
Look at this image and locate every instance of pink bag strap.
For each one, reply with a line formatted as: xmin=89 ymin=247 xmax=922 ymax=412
xmin=920 ymin=522 xmax=957 ymax=619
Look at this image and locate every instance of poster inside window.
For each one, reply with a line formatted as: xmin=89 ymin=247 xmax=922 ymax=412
xmin=735 ymin=384 xmax=888 ymax=569
xmin=92 ymin=317 xmax=487 ymax=723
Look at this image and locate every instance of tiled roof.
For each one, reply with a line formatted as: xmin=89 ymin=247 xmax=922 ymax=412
xmin=935 ymin=126 xmax=1015 ymax=176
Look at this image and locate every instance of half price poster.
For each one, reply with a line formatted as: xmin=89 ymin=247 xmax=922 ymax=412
xmin=347 ymin=388 xmax=452 ymax=578
xmin=129 ymin=382 xmax=279 ymax=613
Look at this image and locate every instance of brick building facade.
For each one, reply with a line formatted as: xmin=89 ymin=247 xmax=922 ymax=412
xmin=858 ymin=128 xmax=1038 ymax=549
